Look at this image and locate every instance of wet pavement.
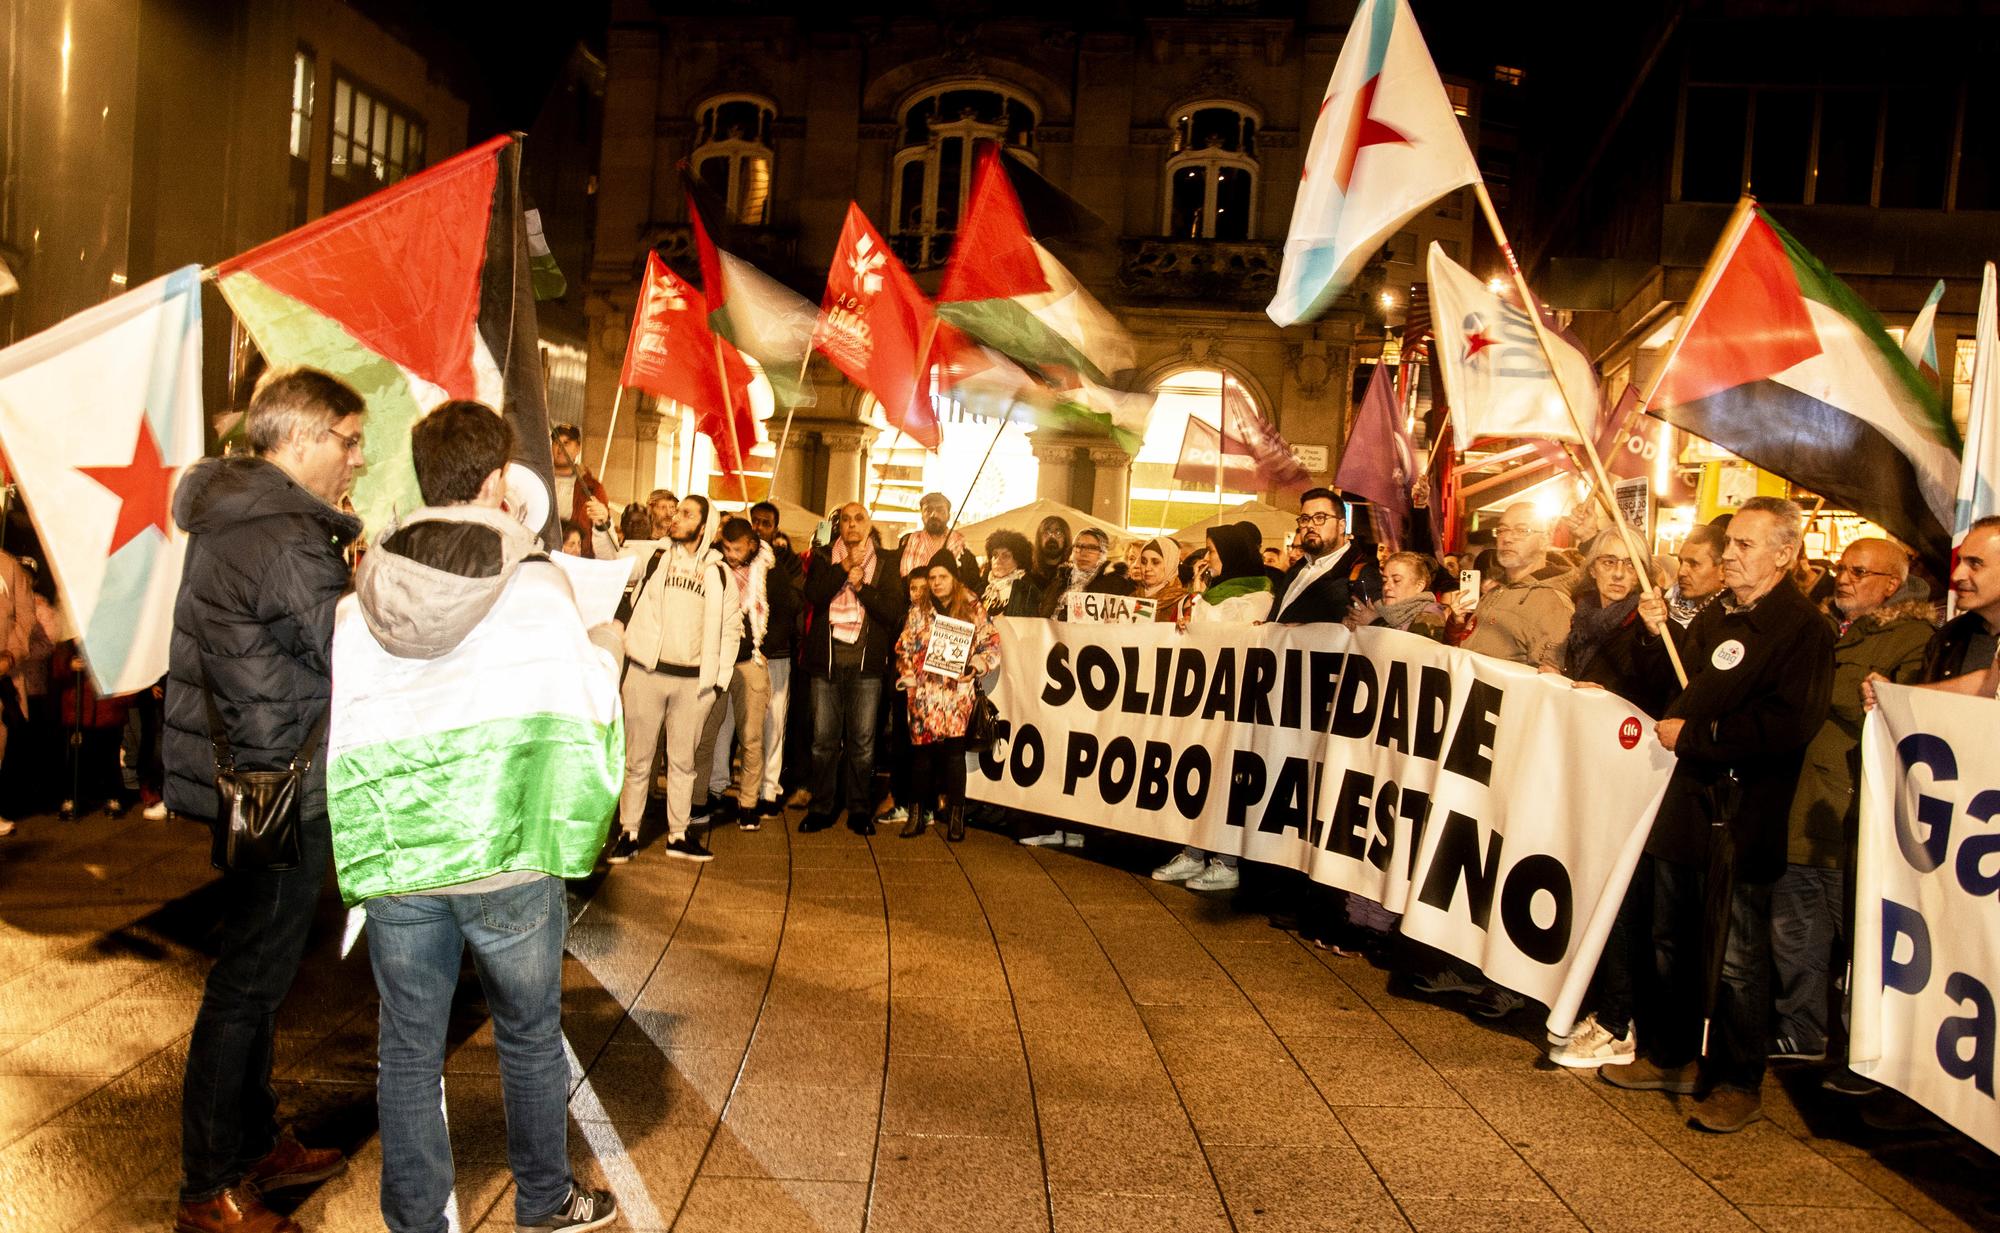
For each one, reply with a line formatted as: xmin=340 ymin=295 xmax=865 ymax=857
xmin=0 ymin=804 xmax=1993 ymax=1233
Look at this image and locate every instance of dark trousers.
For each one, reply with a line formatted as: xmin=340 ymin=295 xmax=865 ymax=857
xmin=1588 ymin=855 xmax=1653 ymax=1039
xmin=809 ymin=663 xmax=882 ymax=817
xmin=180 ymin=814 xmax=332 ymax=1200
xmin=1649 ymin=857 xmax=1773 ymax=1093
xmin=912 ymin=736 xmax=967 ymax=813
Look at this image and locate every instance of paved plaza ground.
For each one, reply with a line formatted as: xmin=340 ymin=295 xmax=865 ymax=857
xmin=0 ymin=806 xmax=1992 ymax=1233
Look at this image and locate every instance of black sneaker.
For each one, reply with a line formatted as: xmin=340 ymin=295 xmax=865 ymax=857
xmin=665 ymin=833 xmax=715 ymax=862
xmin=758 ymin=797 xmax=782 ymax=817
xmin=738 ymin=811 xmax=761 ymax=832
xmin=1769 ymin=1033 xmax=1827 ymax=1062
xmin=516 ymin=1184 xmax=617 ymax=1232
xmin=605 ymin=833 xmax=638 ymax=864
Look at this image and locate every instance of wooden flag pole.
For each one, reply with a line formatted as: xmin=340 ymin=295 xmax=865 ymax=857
xmin=766 ymin=348 xmax=818 ymax=497
xmin=871 ymin=426 xmax=904 ymax=508
xmin=1472 ymin=181 xmax=1688 ymax=687
xmin=597 ymin=385 xmax=627 ymax=479
xmin=947 ymin=409 xmax=1012 ymax=539
xmin=711 ymin=334 xmax=752 ymax=506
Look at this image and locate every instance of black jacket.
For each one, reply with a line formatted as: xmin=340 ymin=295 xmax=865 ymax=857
xmin=1040 ymin=566 xmax=1133 ymax=619
xmin=762 ymin=544 xmax=803 ymax=661
xmin=163 ymin=456 xmax=362 ymax=823
xmin=799 ymin=543 xmax=907 ymax=676
xmin=1274 ymin=541 xmax=1381 ymax=624
xmin=1920 ymin=610 xmax=1996 ymax=683
xmin=1637 ymin=579 xmax=1834 ymax=882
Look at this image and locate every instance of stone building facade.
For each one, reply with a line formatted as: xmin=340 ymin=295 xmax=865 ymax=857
xmin=581 ymin=2 xmax=1481 ymax=533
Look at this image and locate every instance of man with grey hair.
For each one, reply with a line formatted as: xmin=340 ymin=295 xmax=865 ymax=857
xmin=1458 ymin=501 xmax=1575 ymax=666
xmin=1605 ymin=495 xmax=1834 ymax=1134
xmin=1770 ymin=537 xmax=1932 ymax=1069
xmin=166 ymin=368 xmax=365 ymax=1233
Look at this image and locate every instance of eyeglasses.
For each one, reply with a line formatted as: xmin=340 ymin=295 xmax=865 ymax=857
xmin=1592 ymin=555 xmax=1635 ymax=573
xmin=1831 ymin=564 xmax=1892 ymax=581
xmin=1494 ymin=525 xmax=1537 ymax=540
xmin=323 ymin=425 xmax=365 ymax=457
xmin=1296 ymin=512 xmax=1339 ymax=527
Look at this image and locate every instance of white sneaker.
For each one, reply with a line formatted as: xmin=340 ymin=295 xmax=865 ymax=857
xmin=1062 ymin=831 xmax=1085 ymax=848
xmin=881 ymin=805 xmax=909 ymax=825
xmin=1549 ymin=1014 xmax=1636 ymax=1068
xmin=1152 ymin=852 xmax=1207 ymax=882
xmin=1018 ymin=831 xmax=1066 ymax=847
xmin=142 ymin=801 xmax=168 ymax=821
xmin=1185 ymin=859 xmax=1240 ymax=892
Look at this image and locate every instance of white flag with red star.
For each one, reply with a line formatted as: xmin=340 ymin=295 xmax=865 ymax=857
xmin=1268 ymin=0 xmax=1481 ymax=328
xmin=1428 ymin=243 xmax=1594 ymax=444
xmin=0 ymin=267 xmax=204 ymax=694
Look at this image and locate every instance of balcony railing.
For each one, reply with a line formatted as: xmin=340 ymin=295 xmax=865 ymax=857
xmin=1114 ymin=237 xmax=1282 ymax=307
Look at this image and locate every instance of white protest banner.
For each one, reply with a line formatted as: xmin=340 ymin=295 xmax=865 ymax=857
xmin=925 ymin=615 xmax=975 ymax=680
xmin=1852 ymin=684 xmax=2000 ymax=1154
xmin=970 ymin=618 xmax=1675 ymax=1032
xmin=1066 ymin=592 xmax=1157 ymax=624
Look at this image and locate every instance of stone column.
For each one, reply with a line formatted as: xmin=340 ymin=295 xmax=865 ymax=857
xmin=820 ymin=422 xmax=876 ymax=510
xmin=1088 ymin=444 xmax=1134 ymax=527
xmin=1031 ymin=435 xmax=1086 ymax=507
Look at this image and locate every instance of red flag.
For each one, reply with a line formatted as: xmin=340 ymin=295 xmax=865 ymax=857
xmin=1336 ymin=362 xmax=1414 ymax=550
xmin=1221 ymin=378 xmax=1313 ymax=496
xmin=814 ymin=203 xmax=942 ymax=449
xmin=622 ymin=252 xmax=756 ymax=476
xmin=1172 ymin=416 xmax=1259 ymax=489
xmin=218 ymin=135 xmax=505 ymax=400
xmin=938 ymin=145 xmax=1048 ymax=303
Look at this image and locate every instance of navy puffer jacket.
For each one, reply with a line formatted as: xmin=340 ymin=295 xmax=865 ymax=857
xmin=163 ymin=456 xmax=361 ymax=823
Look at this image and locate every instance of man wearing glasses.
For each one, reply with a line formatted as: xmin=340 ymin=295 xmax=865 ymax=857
xmin=1769 ymin=537 xmax=1932 ymax=1077
xmin=1273 ymin=487 xmax=1380 ymax=624
xmin=165 ymin=369 xmax=365 ymax=1233
xmin=1459 ymin=501 xmax=1575 ymax=668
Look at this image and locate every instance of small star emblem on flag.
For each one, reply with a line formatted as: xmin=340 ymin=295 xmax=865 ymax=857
xmin=79 ymin=416 xmax=176 ymax=555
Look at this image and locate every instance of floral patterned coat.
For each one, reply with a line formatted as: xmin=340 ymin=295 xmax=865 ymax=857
xmin=895 ymin=602 xmax=1002 ymax=744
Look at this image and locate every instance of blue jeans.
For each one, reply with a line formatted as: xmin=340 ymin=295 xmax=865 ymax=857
xmin=365 ymin=877 xmax=572 ymax=1233
xmin=181 ymin=814 xmax=332 ymax=1200
xmin=809 ymin=665 xmax=881 ymax=817
xmin=1770 ymin=863 xmax=1845 ymax=1051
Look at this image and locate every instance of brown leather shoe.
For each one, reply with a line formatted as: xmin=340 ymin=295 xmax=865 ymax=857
xmin=1689 ymin=1085 xmax=1763 ymax=1133
xmin=1598 ymin=1058 xmax=1698 ymax=1094
xmin=174 ymin=1186 xmax=302 ymax=1233
xmin=242 ymin=1129 xmax=346 ymax=1191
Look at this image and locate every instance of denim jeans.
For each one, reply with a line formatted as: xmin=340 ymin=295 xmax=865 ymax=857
xmin=365 ymin=877 xmax=572 ymax=1233
xmin=1770 ymin=863 xmax=1845 ymax=1051
xmin=809 ymin=664 xmax=881 ymax=817
xmin=1649 ymin=858 xmax=1773 ymax=1092
xmin=181 ymin=814 xmax=332 ymax=1200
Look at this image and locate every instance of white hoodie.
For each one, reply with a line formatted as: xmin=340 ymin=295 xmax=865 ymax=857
xmin=621 ymin=537 xmax=738 ymax=692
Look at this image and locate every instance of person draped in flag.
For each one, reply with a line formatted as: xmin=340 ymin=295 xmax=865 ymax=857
xmin=328 ymin=401 xmax=622 ymax=1233
xmin=165 ymin=369 xmax=363 ymax=1233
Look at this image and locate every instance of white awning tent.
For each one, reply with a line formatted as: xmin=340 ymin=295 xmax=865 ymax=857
xmin=1171 ymin=498 xmax=1299 ymax=547
xmin=953 ymin=497 xmax=1128 ymax=556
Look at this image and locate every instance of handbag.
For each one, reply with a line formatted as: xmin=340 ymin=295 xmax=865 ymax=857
xmin=965 ymin=686 xmax=1000 ymax=752
xmin=198 ymin=661 xmax=327 ymax=873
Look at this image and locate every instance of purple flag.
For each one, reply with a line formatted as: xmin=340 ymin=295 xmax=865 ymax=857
xmin=1220 ymin=378 xmax=1313 ymax=496
xmin=1336 ymin=361 xmax=1414 ymax=550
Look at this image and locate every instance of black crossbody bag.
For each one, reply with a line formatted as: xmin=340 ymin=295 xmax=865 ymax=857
xmin=198 ymin=661 xmax=327 ymax=873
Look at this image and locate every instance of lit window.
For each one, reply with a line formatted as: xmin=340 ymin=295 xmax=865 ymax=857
xmin=288 ymin=48 xmax=315 ymax=226
xmin=1445 ymin=82 xmax=1471 ymax=118
xmin=1493 ymin=65 xmax=1524 ymax=87
xmin=327 ymin=71 xmax=426 ymax=211
xmin=1953 ymin=336 xmax=1977 ymax=436
xmin=891 ymin=82 xmax=1039 ymax=269
xmin=1164 ymin=102 xmax=1259 ymax=241
xmin=693 ymin=94 xmax=776 ymax=225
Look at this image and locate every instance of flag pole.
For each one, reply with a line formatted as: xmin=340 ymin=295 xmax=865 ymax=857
xmin=871 ymin=426 xmax=903 ymax=508
xmin=711 ymin=334 xmax=751 ymax=506
xmin=767 ymin=348 xmax=817 ymax=497
xmin=1472 ymin=181 xmax=1687 ymax=687
xmin=947 ymin=409 xmax=1012 ymax=539
xmin=597 ymin=385 xmax=627 ymax=479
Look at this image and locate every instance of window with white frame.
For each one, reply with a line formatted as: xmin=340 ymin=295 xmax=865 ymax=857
xmin=328 ymin=71 xmax=425 ymax=211
xmin=1165 ymin=102 xmax=1258 ymax=241
xmin=693 ymin=94 xmax=776 ymax=225
xmin=891 ymin=82 xmax=1038 ymax=269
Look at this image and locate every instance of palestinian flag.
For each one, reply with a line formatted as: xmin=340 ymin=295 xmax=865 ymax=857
xmin=1648 ymin=202 xmax=1960 ymax=561
xmin=217 ymin=135 xmax=558 ymax=542
xmin=686 ymin=182 xmax=819 ymax=409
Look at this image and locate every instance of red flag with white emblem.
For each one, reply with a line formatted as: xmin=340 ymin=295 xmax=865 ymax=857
xmin=622 ymin=251 xmax=757 ymax=476
xmin=814 ymin=204 xmax=943 ymax=450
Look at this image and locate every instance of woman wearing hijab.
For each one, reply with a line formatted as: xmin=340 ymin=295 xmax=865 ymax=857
xmin=1188 ymin=523 xmax=1274 ymax=625
xmin=981 ymin=529 xmax=1043 ymax=618
xmin=894 ymin=549 xmax=1002 ymax=842
xmin=1130 ymin=538 xmax=1188 ymax=624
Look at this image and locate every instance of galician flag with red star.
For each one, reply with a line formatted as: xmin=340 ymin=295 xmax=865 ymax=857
xmin=1268 ymin=0 xmax=1481 ymax=328
xmin=1428 ymin=242 xmax=1594 ymax=444
xmin=0 ymin=266 xmax=204 ymax=694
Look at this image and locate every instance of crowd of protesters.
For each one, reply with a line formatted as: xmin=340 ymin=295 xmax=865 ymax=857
xmin=11 ymin=367 xmax=1982 ymax=1233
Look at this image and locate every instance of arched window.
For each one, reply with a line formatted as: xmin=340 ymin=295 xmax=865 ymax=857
xmin=891 ymin=82 xmax=1039 ymax=269
xmin=693 ymin=94 xmax=776 ymax=225
xmin=1164 ymin=102 xmax=1259 ymax=241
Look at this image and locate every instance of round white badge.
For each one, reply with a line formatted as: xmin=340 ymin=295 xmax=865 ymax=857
xmin=1711 ymin=639 xmax=1746 ymax=671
